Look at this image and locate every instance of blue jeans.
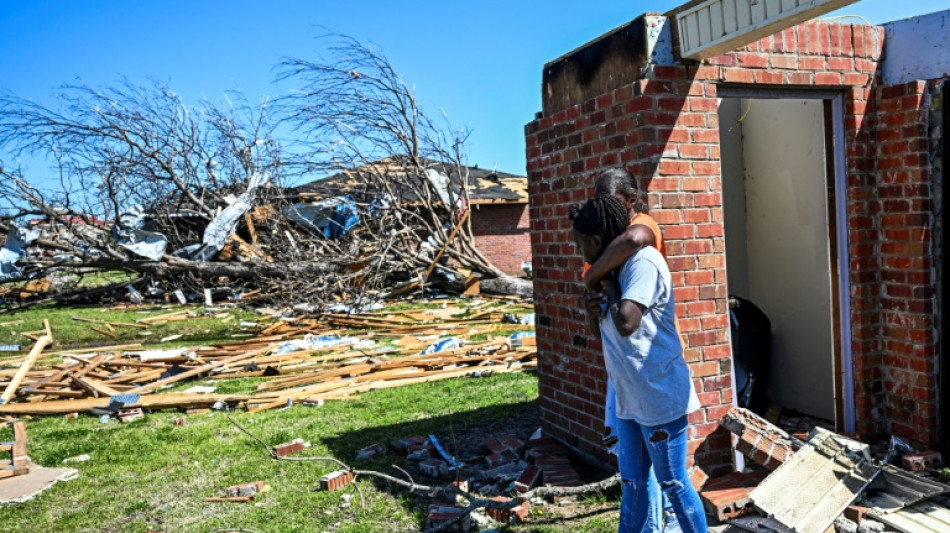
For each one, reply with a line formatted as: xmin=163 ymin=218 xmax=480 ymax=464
xmin=615 ymin=415 xmax=708 ymax=533
xmin=605 ymin=380 xmax=679 ymax=532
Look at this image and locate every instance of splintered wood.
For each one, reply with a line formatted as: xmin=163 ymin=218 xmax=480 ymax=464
xmin=0 ymin=300 xmax=536 ymax=416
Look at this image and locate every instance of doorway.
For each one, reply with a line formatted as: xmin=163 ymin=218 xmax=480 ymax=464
xmin=717 ymin=89 xmax=853 ymax=431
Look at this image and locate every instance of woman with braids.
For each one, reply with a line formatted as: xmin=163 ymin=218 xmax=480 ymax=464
xmin=572 ymin=193 xmax=706 ymax=533
xmin=584 ymin=168 xmax=683 ymax=532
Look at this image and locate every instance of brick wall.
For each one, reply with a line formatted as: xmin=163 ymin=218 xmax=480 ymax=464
xmin=522 ymin=19 xmax=940 ymax=473
xmin=874 ymin=80 xmax=938 ymax=444
xmin=471 ymin=203 xmax=531 ymax=276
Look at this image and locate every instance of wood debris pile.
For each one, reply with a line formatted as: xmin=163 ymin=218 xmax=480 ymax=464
xmin=0 ymin=299 xmax=536 ymax=417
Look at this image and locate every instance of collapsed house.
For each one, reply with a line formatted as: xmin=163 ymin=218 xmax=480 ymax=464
xmin=524 ymin=1 xmax=949 ymax=479
xmin=293 ymin=158 xmax=533 ymax=277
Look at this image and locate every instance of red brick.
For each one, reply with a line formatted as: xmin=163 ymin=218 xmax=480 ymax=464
xmin=320 ymin=470 xmax=355 ymax=491
xmin=902 ymin=451 xmax=942 ymax=471
xmin=274 ymin=439 xmax=305 ymax=457
xmin=700 ymin=472 xmax=767 ymax=520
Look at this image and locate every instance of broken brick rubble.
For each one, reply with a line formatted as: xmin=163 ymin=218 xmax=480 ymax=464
xmin=320 ymin=469 xmax=355 ymax=492
xmin=699 ymin=471 xmax=767 ymax=521
xmin=720 ymin=407 xmax=800 ymax=471
xmin=902 ymin=451 xmax=942 ymax=472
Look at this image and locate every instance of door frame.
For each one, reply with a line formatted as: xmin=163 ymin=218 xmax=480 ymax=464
xmin=716 ymin=85 xmax=855 ymax=432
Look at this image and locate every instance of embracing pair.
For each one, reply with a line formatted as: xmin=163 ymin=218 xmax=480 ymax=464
xmin=572 ymin=168 xmax=707 ymax=533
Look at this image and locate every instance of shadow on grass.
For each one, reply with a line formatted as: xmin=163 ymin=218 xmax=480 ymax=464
xmin=321 ymin=398 xmax=541 ymax=470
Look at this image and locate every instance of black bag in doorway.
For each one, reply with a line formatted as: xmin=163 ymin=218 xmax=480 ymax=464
xmin=729 ymin=296 xmax=772 ymax=415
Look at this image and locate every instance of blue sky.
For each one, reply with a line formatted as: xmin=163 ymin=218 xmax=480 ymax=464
xmin=0 ymin=0 xmax=945 ymax=184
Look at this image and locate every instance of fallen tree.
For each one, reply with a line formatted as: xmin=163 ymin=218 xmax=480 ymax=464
xmin=0 ymin=37 xmax=531 ymax=308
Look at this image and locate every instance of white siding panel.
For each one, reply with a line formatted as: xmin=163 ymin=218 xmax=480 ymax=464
xmin=723 ymin=0 xmax=739 ymax=34
xmin=751 ymin=0 xmax=766 ymax=24
xmin=676 ymin=0 xmax=859 ymax=59
xmin=698 ymin=7 xmax=713 ymax=44
xmin=710 ymin=1 xmax=725 ymax=38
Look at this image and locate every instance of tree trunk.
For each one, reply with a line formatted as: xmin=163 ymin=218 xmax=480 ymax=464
xmin=479 ymin=275 xmax=533 ymax=298
xmin=86 ymin=259 xmax=338 ymax=280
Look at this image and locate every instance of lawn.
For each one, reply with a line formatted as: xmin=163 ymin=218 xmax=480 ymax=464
xmin=0 ymin=301 xmax=621 ymax=532
xmin=0 ymin=372 xmax=619 ymax=533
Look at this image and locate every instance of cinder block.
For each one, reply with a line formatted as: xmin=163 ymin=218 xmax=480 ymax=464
xmin=902 ymin=451 xmax=942 ymax=471
xmin=699 ymin=471 xmax=767 ymax=521
xmin=320 ymin=469 xmax=355 ymax=492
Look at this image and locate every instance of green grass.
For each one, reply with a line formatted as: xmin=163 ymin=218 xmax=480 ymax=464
xmin=0 ymin=300 xmax=620 ymax=532
xmin=0 ymin=373 xmax=621 ymax=533
xmin=0 ymin=304 xmax=260 ymax=353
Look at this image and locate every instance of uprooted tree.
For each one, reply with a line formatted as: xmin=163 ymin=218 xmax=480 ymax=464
xmin=0 ymin=37 xmax=531 ymax=309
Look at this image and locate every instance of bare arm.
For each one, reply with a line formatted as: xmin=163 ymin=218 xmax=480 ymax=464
xmin=581 ymin=291 xmax=605 ymax=339
xmin=583 ymin=224 xmax=655 ymax=291
xmin=604 ymin=277 xmax=645 ymax=337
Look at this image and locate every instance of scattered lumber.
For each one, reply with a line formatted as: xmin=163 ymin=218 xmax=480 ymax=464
xmin=0 ymin=300 xmax=536 ymax=417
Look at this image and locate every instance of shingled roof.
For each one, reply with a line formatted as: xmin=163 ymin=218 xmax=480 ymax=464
xmin=294 ymin=157 xmax=528 ymax=205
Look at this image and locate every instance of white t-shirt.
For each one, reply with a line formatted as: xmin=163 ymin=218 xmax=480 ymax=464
xmin=599 ymin=246 xmax=701 ymax=426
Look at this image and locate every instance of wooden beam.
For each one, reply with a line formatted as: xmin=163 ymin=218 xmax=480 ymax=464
xmin=0 ymin=336 xmax=50 ymax=405
xmin=424 ymin=209 xmax=471 ymax=280
xmin=127 ymin=348 xmax=269 ymax=394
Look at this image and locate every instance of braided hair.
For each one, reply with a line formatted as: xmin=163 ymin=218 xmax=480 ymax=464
xmin=569 ymin=192 xmax=630 ymax=257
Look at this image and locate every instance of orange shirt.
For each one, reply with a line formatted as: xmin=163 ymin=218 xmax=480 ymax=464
xmin=630 ymin=212 xmax=665 ymax=259
xmin=581 ymin=211 xmax=664 ymax=275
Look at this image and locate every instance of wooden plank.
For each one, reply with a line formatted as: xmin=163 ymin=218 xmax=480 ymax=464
xmin=43 ymin=319 xmax=53 ymax=346
xmin=12 ymin=420 xmax=28 ymax=468
xmin=0 ymin=392 xmax=277 ymax=415
xmin=127 ymin=348 xmax=269 ymax=394
xmin=0 ymin=336 xmax=50 ymax=405
xmin=424 ymin=209 xmax=471 ymax=280
xmin=91 ymin=327 xmax=117 ymax=339
xmin=69 ymin=374 xmax=120 ymax=397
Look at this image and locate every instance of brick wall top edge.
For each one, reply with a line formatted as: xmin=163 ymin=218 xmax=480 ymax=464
xmin=533 ymin=18 xmax=883 ymax=121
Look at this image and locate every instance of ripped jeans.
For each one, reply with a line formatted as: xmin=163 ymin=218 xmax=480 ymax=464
xmin=615 ymin=415 xmax=707 ymax=533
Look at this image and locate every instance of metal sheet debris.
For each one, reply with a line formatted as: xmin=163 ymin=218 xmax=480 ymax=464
xmin=173 ymin=172 xmax=269 ymax=261
xmin=870 ymin=500 xmax=950 ymax=533
xmin=112 ymin=205 xmax=167 ymax=261
xmin=750 ymin=427 xmax=880 ymax=533
xmin=864 ymin=464 xmax=950 ymax=514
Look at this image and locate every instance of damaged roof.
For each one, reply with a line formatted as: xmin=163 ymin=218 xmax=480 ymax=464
xmin=294 ymin=157 xmax=528 ymax=205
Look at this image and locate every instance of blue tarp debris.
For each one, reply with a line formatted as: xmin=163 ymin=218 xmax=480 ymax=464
xmin=283 ymin=195 xmax=360 ymax=239
xmin=420 ymin=337 xmax=463 ymax=355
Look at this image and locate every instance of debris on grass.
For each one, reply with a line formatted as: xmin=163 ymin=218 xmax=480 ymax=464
xmin=0 ymin=299 xmax=536 ymax=417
